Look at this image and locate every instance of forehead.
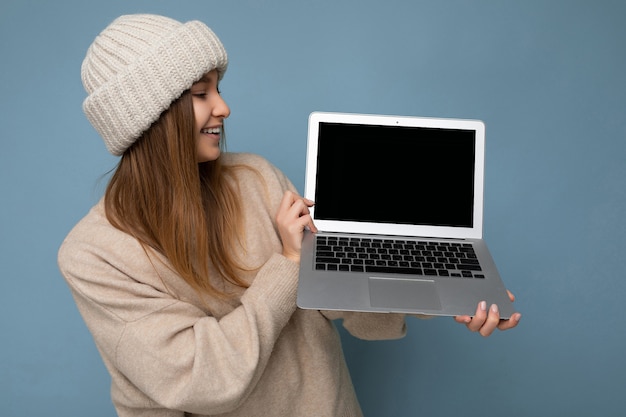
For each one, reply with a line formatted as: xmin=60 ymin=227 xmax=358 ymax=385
xmin=194 ymin=69 xmax=219 ymax=85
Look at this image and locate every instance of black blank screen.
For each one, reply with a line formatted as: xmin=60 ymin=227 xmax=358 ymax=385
xmin=314 ymin=122 xmax=476 ymax=228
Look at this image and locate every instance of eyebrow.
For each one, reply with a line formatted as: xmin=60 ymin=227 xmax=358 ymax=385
xmin=196 ymin=74 xmax=216 ymax=84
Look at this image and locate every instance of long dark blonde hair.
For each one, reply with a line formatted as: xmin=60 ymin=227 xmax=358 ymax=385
xmin=104 ymin=90 xmax=249 ymax=298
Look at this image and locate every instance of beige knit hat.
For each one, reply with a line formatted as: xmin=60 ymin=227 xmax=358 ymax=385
xmin=81 ymin=14 xmax=228 ymax=156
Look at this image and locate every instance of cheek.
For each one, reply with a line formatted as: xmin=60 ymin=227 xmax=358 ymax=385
xmin=192 ymin=105 xmax=203 ymax=130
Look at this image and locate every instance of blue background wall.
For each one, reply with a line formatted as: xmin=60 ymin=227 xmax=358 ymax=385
xmin=1 ymin=0 xmax=625 ymax=416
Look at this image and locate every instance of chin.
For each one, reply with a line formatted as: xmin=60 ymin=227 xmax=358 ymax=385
xmin=198 ymin=150 xmax=221 ymax=163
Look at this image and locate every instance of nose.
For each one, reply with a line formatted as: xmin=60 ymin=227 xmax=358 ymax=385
xmin=213 ymin=94 xmax=230 ymax=119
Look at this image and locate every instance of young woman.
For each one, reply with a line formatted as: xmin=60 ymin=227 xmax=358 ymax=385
xmin=59 ymin=14 xmax=520 ymax=417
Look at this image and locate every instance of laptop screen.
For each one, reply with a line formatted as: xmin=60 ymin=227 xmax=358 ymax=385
xmin=313 ymin=122 xmax=476 ymax=228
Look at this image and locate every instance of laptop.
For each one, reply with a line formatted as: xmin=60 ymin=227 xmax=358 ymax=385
xmin=296 ymin=111 xmax=515 ymax=318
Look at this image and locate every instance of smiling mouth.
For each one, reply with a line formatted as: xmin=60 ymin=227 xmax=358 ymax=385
xmin=201 ymin=127 xmax=221 ymax=135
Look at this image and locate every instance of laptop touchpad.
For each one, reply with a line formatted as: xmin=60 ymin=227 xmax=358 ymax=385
xmin=368 ymin=277 xmax=442 ymax=311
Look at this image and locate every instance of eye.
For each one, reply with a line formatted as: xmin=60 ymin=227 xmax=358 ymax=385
xmin=190 ymin=83 xmax=221 ymax=98
xmin=191 ymin=89 xmax=208 ymax=99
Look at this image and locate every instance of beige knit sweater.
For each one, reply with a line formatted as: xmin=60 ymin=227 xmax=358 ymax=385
xmin=58 ymin=152 xmax=408 ymax=417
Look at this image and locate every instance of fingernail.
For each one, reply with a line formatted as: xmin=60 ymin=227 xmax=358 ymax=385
xmin=480 ymin=301 xmax=487 ymax=311
xmin=491 ymin=304 xmax=499 ymax=314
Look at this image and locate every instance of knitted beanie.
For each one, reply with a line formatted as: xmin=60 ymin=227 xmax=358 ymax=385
xmin=81 ymin=14 xmax=228 ymax=156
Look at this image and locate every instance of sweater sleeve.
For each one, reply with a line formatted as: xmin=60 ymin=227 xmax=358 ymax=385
xmin=320 ymin=310 xmax=408 ymax=340
xmin=129 ymin=256 xmax=299 ymax=414
xmin=59 ymin=212 xmax=300 ymax=415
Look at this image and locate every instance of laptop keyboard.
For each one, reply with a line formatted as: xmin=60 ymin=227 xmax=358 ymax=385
xmin=314 ymin=235 xmax=485 ymax=278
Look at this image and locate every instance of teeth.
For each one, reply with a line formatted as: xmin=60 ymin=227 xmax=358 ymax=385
xmin=201 ymin=127 xmax=221 ymax=134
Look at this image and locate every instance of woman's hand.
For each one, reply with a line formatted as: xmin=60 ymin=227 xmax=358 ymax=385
xmin=276 ymin=191 xmax=318 ymax=263
xmin=453 ymin=290 xmax=521 ymax=337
